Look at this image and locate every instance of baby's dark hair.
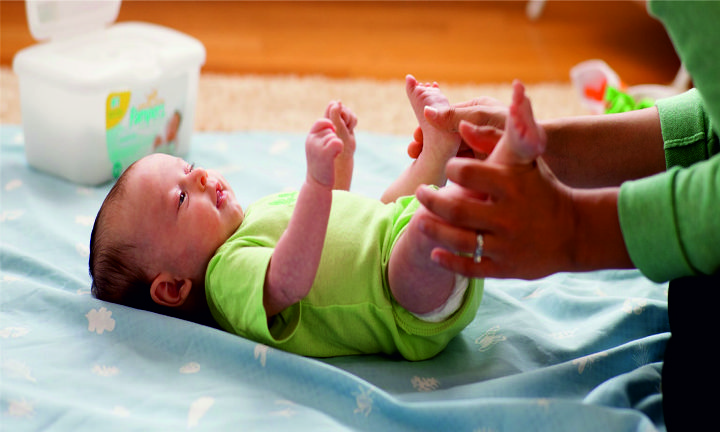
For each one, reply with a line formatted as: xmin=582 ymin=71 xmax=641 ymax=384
xmin=89 ymin=163 xmax=156 ymax=312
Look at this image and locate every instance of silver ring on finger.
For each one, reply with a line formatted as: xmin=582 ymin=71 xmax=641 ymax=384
xmin=473 ymin=233 xmax=484 ymax=263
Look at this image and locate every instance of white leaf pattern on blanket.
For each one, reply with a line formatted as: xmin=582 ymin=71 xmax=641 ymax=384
xmin=269 ymin=139 xmax=290 ymax=155
xmin=475 ymin=325 xmax=506 ymax=352
xmin=187 ymin=396 xmax=215 ymax=429
xmin=6 ymin=398 xmax=34 ymax=418
xmin=86 ymin=307 xmax=116 ymax=334
xmin=271 ymin=400 xmax=298 ymax=417
xmin=180 ymin=362 xmax=201 ymax=374
xmin=353 ymin=386 xmax=373 ymax=417
xmin=3 ymin=359 xmax=36 ymax=382
xmin=573 ymin=352 xmax=608 ymax=374
xmin=75 ymin=242 xmax=90 ymax=257
xmin=1 ymin=210 xmax=24 ymax=222
xmin=76 ymin=187 xmax=94 ymax=196
xmin=622 ymin=298 xmax=647 ymax=315
xmin=254 ymin=344 xmax=268 ymax=367
xmin=0 ymin=326 xmax=29 ymax=338
xmin=92 ymin=365 xmax=119 ymax=377
xmin=112 ymin=406 xmax=131 ymax=418
xmin=4 ymin=179 xmax=22 ymax=191
xmin=75 ymin=215 xmax=94 ymax=226
xmin=412 ymin=376 xmax=440 ymax=392
xmin=551 ymin=328 xmax=578 ymax=340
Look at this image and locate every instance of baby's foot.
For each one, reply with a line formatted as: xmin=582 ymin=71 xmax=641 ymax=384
xmin=405 ymin=75 xmax=461 ymax=164
xmin=324 ymin=101 xmax=357 ymax=190
xmin=491 ymin=80 xmax=546 ymax=165
xmin=306 ymin=119 xmax=343 ymax=187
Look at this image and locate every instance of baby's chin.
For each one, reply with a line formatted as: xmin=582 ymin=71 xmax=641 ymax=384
xmin=230 ymin=203 xmax=244 ymax=228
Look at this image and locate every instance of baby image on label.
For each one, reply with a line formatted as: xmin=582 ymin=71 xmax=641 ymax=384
xmin=153 ymin=109 xmax=182 ymax=154
xmin=106 ymin=78 xmax=187 ymax=178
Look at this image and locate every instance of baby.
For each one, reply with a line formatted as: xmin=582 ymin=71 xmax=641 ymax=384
xmin=90 ymin=75 xmax=543 ymax=361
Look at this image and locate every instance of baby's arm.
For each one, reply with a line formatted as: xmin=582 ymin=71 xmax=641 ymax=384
xmin=263 ymin=119 xmax=342 ymax=317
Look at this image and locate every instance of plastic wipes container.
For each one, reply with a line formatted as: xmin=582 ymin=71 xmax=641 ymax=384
xmin=13 ymin=0 xmax=206 ymax=185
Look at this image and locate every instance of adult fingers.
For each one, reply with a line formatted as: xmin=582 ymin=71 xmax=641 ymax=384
xmin=407 ymin=140 xmax=422 ymax=159
xmin=415 ymin=183 xmax=500 ymax=232
xmin=443 ymin=158 xmax=513 ymax=199
xmin=430 ymin=248 xmax=497 ymax=279
xmin=458 ymin=121 xmax=502 ymax=157
xmin=413 ymin=126 xmax=423 ymax=144
xmin=415 ymin=210 xmax=479 ymax=254
xmin=455 ymin=96 xmax=506 ymax=109
xmin=425 ymin=102 xmax=508 ymax=133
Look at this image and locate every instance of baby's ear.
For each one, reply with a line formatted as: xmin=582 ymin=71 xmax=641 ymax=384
xmin=150 ymin=272 xmax=193 ymax=308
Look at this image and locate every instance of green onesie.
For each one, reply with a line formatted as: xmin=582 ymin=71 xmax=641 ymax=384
xmin=206 ymin=191 xmax=483 ymax=361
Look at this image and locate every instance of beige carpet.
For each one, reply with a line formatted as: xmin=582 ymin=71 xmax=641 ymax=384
xmin=1 ymin=66 xmax=585 ymax=136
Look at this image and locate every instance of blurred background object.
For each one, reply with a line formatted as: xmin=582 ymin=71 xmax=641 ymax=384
xmin=1 ymin=1 xmax=680 ymax=85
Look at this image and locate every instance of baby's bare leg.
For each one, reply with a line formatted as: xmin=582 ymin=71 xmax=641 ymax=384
xmin=487 ymin=80 xmax=547 ymax=165
xmin=325 ymin=101 xmax=357 ymax=190
xmin=381 ymin=76 xmax=461 ymax=202
xmin=389 ymin=204 xmax=458 ymax=315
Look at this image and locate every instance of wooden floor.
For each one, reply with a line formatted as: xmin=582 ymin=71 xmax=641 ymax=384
xmin=1 ymin=1 xmax=679 ymax=85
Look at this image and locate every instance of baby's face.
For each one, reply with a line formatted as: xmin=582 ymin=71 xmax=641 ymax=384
xmin=120 ymin=154 xmax=244 ymax=282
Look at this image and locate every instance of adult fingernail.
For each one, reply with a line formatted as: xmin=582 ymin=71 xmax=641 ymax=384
xmin=431 ymin=252 xmax=442 ymax=264
xmin=425 ymin=106 xmax=438 ymax=120
xmin=415 ymin=184 xmax=428 ymax=198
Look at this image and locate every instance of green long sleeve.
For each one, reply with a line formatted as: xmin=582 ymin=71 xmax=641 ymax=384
xmin=618 ymin=1 xmax=720 ymax=282
xmin=619 ymin=90 xmax=720 ymax=282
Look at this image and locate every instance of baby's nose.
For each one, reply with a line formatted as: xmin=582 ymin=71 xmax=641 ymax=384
xmin=194 ymin=167 xmax=208 ymax=188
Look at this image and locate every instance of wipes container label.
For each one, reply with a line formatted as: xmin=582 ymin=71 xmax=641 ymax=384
xmin=106 ymin=76 xmax=187 ymax=178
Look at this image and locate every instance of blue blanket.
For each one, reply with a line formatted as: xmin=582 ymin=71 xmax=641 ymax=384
xmin=1 ymin=125 xmax=668 ymax=431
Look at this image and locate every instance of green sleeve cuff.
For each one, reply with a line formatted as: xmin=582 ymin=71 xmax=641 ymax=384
xmin=620 ymin=157 xmax=720 ymax=282
xmin=656 ymin=89 xmax=719 ymax=169
xmin=618 ymin=171 xmax=693 ymax=283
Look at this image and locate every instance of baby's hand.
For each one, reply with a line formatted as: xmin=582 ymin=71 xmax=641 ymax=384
xmin=306 ymin=119 xmax=343 ymax=187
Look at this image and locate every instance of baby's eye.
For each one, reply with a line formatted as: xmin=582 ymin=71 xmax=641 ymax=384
xmin=185 ymin=163 xmax=195 ymax=174
xmin=178 ymin=191 xmax=187 ymax=208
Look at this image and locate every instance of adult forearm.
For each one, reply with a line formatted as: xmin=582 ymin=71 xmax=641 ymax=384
xmin=540 ymin=107 xmax=666 ymax=188
xmin=569 ymin=187 xmax=634 ymax=272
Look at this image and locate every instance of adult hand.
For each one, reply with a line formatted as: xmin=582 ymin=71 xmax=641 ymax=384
xmin=415 ymin=155 xmax=577 ymax=280
xmin=415 ymin=120 xmax=632 ymax=279
xmin=407 ymin=97 xmax=508 ymax=160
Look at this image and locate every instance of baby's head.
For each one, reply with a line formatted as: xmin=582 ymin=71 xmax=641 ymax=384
xmin=89 ymin=154 xmax=243 ymax=323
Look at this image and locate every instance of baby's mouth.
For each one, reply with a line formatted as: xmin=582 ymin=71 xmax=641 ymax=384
xmin=216 ymin=183 xmax=225 ymax=208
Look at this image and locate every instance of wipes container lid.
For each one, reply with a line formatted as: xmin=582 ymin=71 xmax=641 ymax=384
xmin=14 ymin=0 xmax=205 ymax=88
xmin=25 ymin=0 xmax=121 ymax=41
